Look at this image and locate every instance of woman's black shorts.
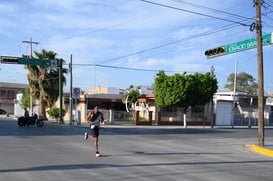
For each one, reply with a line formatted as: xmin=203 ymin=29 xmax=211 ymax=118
xmin=90 ymin=126 xmax=99 ymax=137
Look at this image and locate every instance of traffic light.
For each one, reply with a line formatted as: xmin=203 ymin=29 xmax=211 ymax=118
xmin=0 ymin=56 xmax=19 ymax=64
xmin=204 ymin=46 xmax=226 ymax=59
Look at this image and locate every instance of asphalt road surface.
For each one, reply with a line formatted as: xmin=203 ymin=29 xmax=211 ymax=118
xmin=1 ymin=117 xmax=273 ymax=181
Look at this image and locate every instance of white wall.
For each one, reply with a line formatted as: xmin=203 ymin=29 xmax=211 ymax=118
xmin=14 ymin=93 xmax=39 ymax=117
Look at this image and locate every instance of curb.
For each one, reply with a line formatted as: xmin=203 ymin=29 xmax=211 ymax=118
xmin=246 ymin=144 xmax=273 ymax=157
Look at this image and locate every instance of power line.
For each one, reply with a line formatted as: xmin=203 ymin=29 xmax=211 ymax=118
xmin=72 ymin=63 xmax=203 ymax=73
xmin=74 ymin=63 xmax=160 ymax=72
xmin=96 ymin=22 xmax=241 ymax=64
xmin=68 ymin=1 xmax=270 ymax=73
xmin=143 ymin=0 xmax=273 ymax=31
xmin=92 ymin=1 xmax=268 ymax=65
xmin=140 ymin=0 xmax=250 ymax=26
xmin=267 ymin=0 xmax=273 ymax=6
xmin=172 ymin=0 xmax=254 ymax=21
xmin=146 ymin=0 xmax=273 ymax=30
xmin=261 ymin=2 xmax=273 ymax=28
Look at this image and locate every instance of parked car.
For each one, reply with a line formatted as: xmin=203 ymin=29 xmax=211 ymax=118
xmin=0 ymin=109 xmax=7 ymax=115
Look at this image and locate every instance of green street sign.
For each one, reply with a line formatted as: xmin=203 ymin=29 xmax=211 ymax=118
xmin=18 ymin=58 xmax=51 ymax=66
xmin=205 ymin=32 xmax=273 ymax=59
xmin=226 ymin=33 xmax=272 ymax=54
xmin=1 ymin=56 xmax=54 ymax=66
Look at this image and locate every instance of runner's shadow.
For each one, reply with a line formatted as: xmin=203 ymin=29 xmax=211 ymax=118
xmin=133 ymin=151 xmax=231 ymax=156
xmin=100 ymin=151 xmax=231 ymax=157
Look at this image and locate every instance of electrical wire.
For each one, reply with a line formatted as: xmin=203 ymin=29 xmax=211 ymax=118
xmin=261 ymin=2 xmax=273 ymax=28
xmin=69 ymin=1 xmax=272 ymax=74
xmin=71 ymin=63 xmax=203 ymax=73
xmin=92 ymin=1 xmax=270 ymax=65
xmin=64 ymin=1 xmax=260 ymax=67
xmin=139 ymin=0 xmax=250 ymax=26
xmin=171 ymin=0 xmax=254 ymax=21
xmin=96 ymin=23 xmax=242 ymax=64
xmin=74 ymin=63 xmax=169 ymax=72
xmin=140 ymin=0 xmax=273 ymax=31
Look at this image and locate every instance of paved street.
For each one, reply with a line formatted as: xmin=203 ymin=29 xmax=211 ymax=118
xmin=1 ymin=117 xmax=273 ymax=181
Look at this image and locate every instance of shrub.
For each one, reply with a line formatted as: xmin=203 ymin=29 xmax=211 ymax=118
xmin=47 ymin=108 xmax=66 ymax=124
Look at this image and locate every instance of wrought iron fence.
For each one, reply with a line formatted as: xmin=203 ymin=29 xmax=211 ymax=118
xmin=101 ymin=109 xmax=273 ymax=127
xmin=233 ymin=112 xmax=273 ymax=126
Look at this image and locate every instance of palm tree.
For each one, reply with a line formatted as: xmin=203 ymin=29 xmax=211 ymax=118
xmin=26 ymin=49 xmax=67 ymax=119
xmin=44 ymin=58 xmax=67 ymax=108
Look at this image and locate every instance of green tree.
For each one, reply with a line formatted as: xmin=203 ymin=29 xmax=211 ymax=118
xmin=224 ymin=72 xmax=258 ymax=95
xmin=26 ymin=49 xmax=67 ymax=119
xmin=125 ymin=85 xmax=140 ymax=104
xmin=20 ymin=88 xmax=36 ymax=109
xmin=154 ymin=70 xmax=218 ymax=126
xmin=20 ymin=88 xmax=31 ymax=109
xmin=123 ymin=86 xmax=140 ymax=115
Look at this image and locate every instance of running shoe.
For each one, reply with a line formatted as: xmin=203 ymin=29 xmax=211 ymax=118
xmin=96 ymin=152 xmax=101 ymax=157
xmin=84 ymin=132 xmax=88 ymax=140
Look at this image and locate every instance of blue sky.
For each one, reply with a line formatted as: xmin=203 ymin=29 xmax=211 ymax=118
xmin=0 ymin=0 xmax=273 ymax=93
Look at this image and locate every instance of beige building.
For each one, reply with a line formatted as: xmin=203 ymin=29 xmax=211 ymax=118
xmin=0 ymin=82 xmax=28 ymax=114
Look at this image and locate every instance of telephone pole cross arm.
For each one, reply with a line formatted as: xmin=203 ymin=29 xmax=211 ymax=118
xmin=22 ymin=38 xmax=39 ymax=58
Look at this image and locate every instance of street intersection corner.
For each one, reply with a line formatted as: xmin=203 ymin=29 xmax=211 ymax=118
xmin=246 ymin=144 xmax=273 ymax=157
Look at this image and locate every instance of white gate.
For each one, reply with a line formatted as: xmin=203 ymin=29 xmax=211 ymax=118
xmin=216 ymin=101 xmax=233 ymax=126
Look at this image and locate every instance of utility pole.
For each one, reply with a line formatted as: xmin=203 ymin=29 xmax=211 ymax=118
xmin=255 ymin=0 xmax=264 ymax=146
xmin=22 ymin=38 xmax=39 ymax=115
xmin=232 ymin=60 xmax=238 ymax=129
xmin=69 ymin=54 xmax=73 ymax=125
xmin=59 ymin=59 xmax=63 ymax=124
xmin=210 ymin=65 xmax=215 ymax=128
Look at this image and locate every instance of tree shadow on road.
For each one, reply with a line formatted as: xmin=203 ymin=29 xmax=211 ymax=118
xmin=0 ymin=119 xmax=232 ymax=137
xmin=1 ymin=119 xmax=267 ymax=137
xmin=0 ymin=159 xmax=273 ymax=173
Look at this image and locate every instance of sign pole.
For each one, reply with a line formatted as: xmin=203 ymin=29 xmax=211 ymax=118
xmin=255 ymin=0 xmax=264 ymax=146
xmin=59 ymin=59 xmax=64 ymax=124
xmin=69 ymin=55 xmax=73 ymax=125
xmin=232 ymin=60 xmax=237 ymax=128
xmin=210 ymin=66 xmax=215 ymax=128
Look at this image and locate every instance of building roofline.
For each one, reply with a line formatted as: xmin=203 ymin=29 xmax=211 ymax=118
xmin=0 ymin=82 xmax=29 ymax=89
